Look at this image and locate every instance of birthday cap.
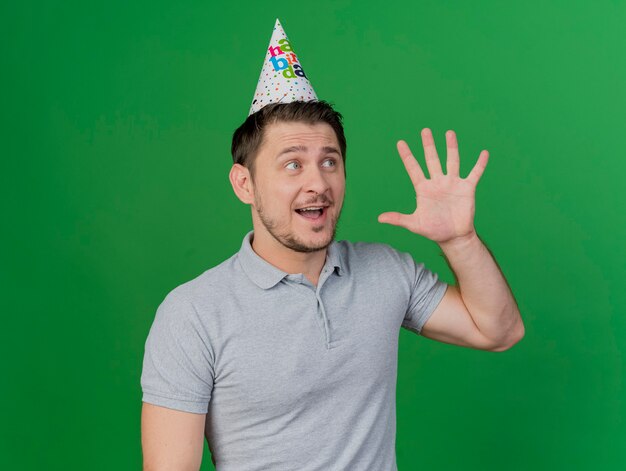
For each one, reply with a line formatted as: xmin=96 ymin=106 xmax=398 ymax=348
xmin=248 ymin=19 xmax=318 ymax=115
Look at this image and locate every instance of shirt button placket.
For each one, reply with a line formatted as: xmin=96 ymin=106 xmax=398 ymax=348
xmin=315 ymin=294 xmax=332 ymax=349
xmin=316 ymin=267 xmax=335 ymax=349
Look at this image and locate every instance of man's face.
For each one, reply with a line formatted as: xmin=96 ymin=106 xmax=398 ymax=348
xmin=249 ymin=121 xmax=346 ymax=253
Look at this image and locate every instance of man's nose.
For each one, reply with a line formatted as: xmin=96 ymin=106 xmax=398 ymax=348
xmin=303 ymin=167 xmax=330 ymax=195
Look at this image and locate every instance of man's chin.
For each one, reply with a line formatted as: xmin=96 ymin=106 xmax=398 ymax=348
xmin=287 ymin=237 xmax=333 ymax=253
xmin=280 ymin=228 xmax=335 ymax=253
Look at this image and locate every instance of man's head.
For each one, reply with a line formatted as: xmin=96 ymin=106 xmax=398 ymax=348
xmin=229 ymin=101 xmax=347 ymax=254
xmin=232 ymin=100 xmax=347 ymax=179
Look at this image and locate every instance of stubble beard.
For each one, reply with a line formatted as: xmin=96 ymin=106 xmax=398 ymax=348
xmin=254 ymin=190 xmax=341 ymax=253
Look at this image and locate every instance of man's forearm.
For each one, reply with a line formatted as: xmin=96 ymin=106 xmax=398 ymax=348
xmin=439 ymin=232 xmax=524 ymax=348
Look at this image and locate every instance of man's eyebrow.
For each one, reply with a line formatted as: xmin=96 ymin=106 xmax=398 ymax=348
xmin=321 ymin=146 xmax=341 ymax=156
xmin=276 ymin=145 xmax=341 ymax=159
xmin=276 ymin=145 xmax=307 ymax=159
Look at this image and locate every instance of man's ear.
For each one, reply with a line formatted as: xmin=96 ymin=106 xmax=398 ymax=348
xmin=229 ymin=163 xmax=254 ymax=205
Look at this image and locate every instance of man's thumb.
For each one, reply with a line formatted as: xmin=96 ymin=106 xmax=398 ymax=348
xmin=378 ymin=212 xmax=409 ymax=227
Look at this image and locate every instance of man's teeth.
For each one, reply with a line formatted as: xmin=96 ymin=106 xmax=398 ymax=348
xmin=296 ymin=207 xmax=324 ymax=217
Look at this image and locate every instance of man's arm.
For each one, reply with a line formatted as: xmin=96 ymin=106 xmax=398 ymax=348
xmin=421 ymin=233 xmax=524 ymax=351
xmin=379 ymin=128 xmax=524 ymax=351
xmin=141 ymin=403 xmax=206 ymax=471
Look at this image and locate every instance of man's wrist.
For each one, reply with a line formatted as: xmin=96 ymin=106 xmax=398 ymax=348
xmin=438 ymin=230 xmax=482 ymax=258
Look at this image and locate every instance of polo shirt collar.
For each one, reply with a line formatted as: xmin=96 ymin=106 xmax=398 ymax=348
xmin=237 ymin=231 xmax=345 ymax=290
xmin=325 ymin=237 xmax=345 ymax=277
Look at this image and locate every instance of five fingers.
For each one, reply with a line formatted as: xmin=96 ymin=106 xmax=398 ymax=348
xmin=381 ymin=129 xmax=488 ymax=227
xmin=398 ymin=128 xmax=488 ymax=183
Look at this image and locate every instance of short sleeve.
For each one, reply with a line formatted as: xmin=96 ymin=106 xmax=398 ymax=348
xmin=140 ymin=290 xmax=215 ymax=414
xmin=399 ymin=252 xmax=449 ymax=335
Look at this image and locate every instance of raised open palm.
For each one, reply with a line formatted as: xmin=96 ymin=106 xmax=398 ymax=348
xmin=378 ymin=128 xmax=489 ymax=245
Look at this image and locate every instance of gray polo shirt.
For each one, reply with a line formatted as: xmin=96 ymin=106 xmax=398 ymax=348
xmin=141 ymin=231 xmax=448 ymax=470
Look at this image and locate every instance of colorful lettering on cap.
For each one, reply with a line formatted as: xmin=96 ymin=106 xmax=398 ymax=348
xmin=248 ymin=19 xmax=318 ymax=116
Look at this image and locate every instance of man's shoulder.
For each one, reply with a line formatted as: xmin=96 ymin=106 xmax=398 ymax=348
xmin=335 ymin=238 xmax=409 ymax=264
xmin=158 ymin=252 xmax=242 ymax=312
xmin=332 ymin=239 xmax=425 ymax=279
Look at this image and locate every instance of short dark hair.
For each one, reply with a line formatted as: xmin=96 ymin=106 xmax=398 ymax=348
xmin=231 ymin=100 xmax=347 ymax=178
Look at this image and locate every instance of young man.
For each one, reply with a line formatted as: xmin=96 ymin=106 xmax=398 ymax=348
xmin=141 ymin=20 xmax=523 ymax=471
xmin=141 ymin=100 xmax=524 ymax=470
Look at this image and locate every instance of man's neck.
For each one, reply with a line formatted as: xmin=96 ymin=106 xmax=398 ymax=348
xmin=251 ymin=231 xmax=328 ymax=287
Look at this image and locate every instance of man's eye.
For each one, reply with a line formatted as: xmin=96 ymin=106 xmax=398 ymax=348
xmin=286 ymin=162 xmax=300 ymax=170
xmin=322 ymin=159 xmax=336 ymax=168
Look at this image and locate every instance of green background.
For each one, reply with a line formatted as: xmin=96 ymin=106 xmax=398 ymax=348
xmin=2 ymin=0 xmax=625 ymax=469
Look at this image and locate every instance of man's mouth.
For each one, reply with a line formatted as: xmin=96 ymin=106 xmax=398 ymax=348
xmin=295 ymin=206 xmax=327 ymax=220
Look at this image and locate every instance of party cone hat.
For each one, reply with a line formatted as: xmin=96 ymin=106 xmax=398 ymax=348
xmin=249 ymin=19 xmax=318 ymax=115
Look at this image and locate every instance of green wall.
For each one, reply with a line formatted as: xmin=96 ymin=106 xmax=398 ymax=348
xmin=2 ymin=1 xmax=625 ymax=469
